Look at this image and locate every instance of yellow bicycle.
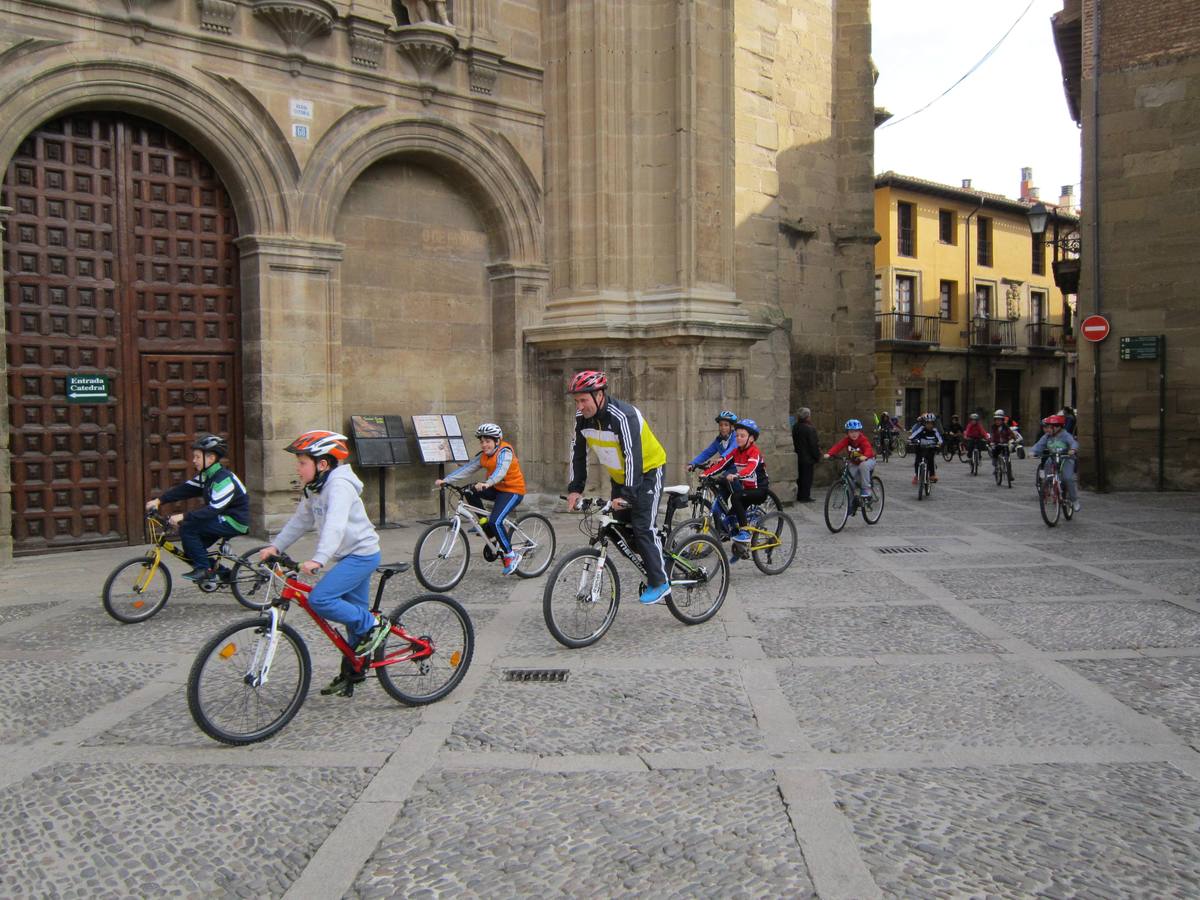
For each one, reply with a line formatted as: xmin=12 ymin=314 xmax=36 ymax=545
xmin=101 ymin=512 xmax=268 ymax=623
xmin=669 ymin=474 xmax=797 ymax=575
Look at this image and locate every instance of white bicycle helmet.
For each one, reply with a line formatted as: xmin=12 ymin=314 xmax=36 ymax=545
xmin=475 ymin=422 xmax=503 ymax=440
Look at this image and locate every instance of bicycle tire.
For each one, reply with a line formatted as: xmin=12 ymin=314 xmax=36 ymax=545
xmin=941 ymin=444 xmax=953 ymax=462
xmin=102 ymin=555 xmax=173 ymax=623
xmin=917 ymin=463 xmax=927 ymax=501
xmin=509 ymin=513 xmax=556 ymax=579
xmin=971 ymin=449 xmax=980 ymax=476
xmin=187 ymin=618 xmax=311 ymax=745
xmin=1039 ymin=479 xmax=1061 ymax=527
xmin=665 ymin=534 xmax=729 ymax=625
xmin=862 ymin=476 xmax=885 ymax=525
xmin=1006 ymin=458 xmax=1014 ymax=488
xmin=994 ymin=458 xmax=1004 ymax=486
xmin=543 ymin=548 xmax=621 ymax=648
xmin=751 ymin=511 xmax=797 ymax=575
xmin=228 ymin=545 xmax=273 ymax=611
xmin=375 ymin=594 xmax=474 ymax=705
xmin=824 ymin=482 xmax=851 ymax=533
xmin=957 ymin=442 xmax=968 ymax=462
xmin=668 ymin=516 xmax=720 ymax=554
xmin=1063 ymin=489 xmax=1075 ymax=521
xmin=413 ymin=520 xmax=471 ymax=591
xmin=760 ymin=489 xmax=784 ymax=513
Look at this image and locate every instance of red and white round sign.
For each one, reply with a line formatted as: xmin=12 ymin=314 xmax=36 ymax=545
xmin=1080 ymin=315 xmax=1110 ymax=342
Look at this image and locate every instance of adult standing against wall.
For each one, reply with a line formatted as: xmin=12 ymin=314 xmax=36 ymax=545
xmin=792 ymin=408 xmax=820 ymax=503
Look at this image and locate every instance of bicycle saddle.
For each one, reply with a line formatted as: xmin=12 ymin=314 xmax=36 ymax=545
xmin=663 ymin=485 xmax=690 ymax=495
xmin=376 ymin=561 xmax=411 ymax=576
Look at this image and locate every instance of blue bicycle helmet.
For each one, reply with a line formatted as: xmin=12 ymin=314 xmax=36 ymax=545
xmin=735 ymin=417 xmax=760 ymax=437
xmin=715 ymin=410 xmax=738 ymax=424
xmin=844 ymin=418 xmax=863 ymax=431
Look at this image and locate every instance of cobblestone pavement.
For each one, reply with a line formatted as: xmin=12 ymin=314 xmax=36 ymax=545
xmin=4 ymin=459 xmax=1200 ymax=898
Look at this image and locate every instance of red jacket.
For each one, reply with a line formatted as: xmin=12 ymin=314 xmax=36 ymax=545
xmin=826 ymin=434 xmax=876 ymax=461
xmin=964 ymin=421 xmax=989 ymax=440
xmin=703 ymin=443 xmax=766 ymax=488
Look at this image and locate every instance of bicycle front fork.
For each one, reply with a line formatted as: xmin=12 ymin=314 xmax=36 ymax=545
xmin=576 ymin=548 xmax=610 ymax=603
xmin=246 ymin=607 xmax=283 ymax=687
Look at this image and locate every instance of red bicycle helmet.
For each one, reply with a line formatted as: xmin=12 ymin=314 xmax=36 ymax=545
xmin=567 ymin=370 xmax=608 ymax=394
xmin=1043 ymin=414 xmax=1066 ymax=427
xmin=286 ymin=430 xmax=350 ymax=461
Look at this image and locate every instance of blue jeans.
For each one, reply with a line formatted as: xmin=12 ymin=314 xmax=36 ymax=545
xmin=308 ymin=552 xmax=382 ymax=643
xmin=180 ymin=516 xmax=242 ymax=570
xmin=465 ymin=487 xmax=523 ymax=554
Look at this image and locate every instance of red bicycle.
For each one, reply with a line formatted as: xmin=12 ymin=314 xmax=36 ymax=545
xmin=187 ymin=554 xmax=474 ymax=745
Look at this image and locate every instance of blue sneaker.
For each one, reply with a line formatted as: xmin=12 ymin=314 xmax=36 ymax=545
xmin=502 ymin=552 xmax=520 ymax=575
xmin=639 ymin=582 xmax=672 ymax=605
xmin=732 ymin=530 xmax=751 ymax=543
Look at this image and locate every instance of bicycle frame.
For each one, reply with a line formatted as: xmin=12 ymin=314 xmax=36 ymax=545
xmin=437 ymin=486 xmax=530 ymax=557
xmin=579 ymin=495 xmax=703 ymax=584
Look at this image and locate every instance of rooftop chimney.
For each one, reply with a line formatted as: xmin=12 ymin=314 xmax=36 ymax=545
xmin=1059 ymin=184 xmax=1075 ymax=208
xmin=962 ymin=178 xmax=972 ymax=189
xmin=1020 ymin=166 xmax=1035 ymax=201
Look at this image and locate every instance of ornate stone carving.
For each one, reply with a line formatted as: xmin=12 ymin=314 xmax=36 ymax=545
xmin=393 ymin=23 xmax=457 ymax=104
xmin=124 ymin=0 xmax=172 ymax=43
xmin=196 ymin=0 xmax=237 ymax=33
xmin=252 ymin=0 xmax=336 ymax=76
xmin=397 ymin=0 xmax=452 ymax=27
xmin=468 ymin=49 xmax=501 ymax=95
xmin=347 ymin=17 xmax=387 ymax=68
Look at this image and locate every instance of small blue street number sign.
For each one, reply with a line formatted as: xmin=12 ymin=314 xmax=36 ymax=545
xmin=66 ymin=374 xmax=111 ymax=403
xmin=1119 ymin=336 xmax=1160 ymax=361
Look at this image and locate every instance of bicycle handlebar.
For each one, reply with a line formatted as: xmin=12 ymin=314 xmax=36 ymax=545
xmin=262 ymin=553 xmax=300 ymax=572
xmin=559 ymin=494 xmax=609 ymax=512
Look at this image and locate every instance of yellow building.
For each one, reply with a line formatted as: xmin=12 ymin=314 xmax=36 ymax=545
xmin=873 ymin=172 xmax=1078 ymax=429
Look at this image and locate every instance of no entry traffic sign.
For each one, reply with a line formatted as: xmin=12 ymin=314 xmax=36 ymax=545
xmin=1081 ymin=314 xmax=1110 ymax=342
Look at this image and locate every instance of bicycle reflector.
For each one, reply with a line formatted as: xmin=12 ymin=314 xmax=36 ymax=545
xmin=450 ymin=650 xmax=462 ymax=668
xmin=219 ymin=643 xmax=237 ymax=659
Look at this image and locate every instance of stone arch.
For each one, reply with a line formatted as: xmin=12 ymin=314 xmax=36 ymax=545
xmin=0 ymin=57 xmax=295 ymax=235
xmin=300 ymin=116 xmax=543 ymax=263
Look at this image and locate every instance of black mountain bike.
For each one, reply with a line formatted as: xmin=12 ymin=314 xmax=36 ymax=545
xmin=992 ymin=442 xmax=1014 ymax=489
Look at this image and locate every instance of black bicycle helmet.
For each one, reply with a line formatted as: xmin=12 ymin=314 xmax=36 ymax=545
xmin=192 ymin=433 xmax=229 ymax=458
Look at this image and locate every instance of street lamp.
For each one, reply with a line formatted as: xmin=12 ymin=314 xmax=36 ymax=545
xmin=1026 ymin=201 xmax=1049 ymax=237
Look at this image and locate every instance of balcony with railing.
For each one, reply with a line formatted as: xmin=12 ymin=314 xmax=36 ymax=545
xmin=1027 ymin=322 xmax=1066 ymax=351
xmin=876 ymin=313 xmax=941 ymax=347
xmin=969 ymin=316 xmax=1016 ymax=349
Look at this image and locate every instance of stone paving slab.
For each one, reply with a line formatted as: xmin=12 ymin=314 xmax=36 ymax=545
xmin=447 ymin=667 xmax=763 ymax=755
xmin=1067 ymin=656 xmax=1200 ymax=747
xmin=1048 ymin=538 xmax=1200 ymax=562
xmin=506 ymin=604 xmax=736 ymax=659
xmin=1091 ymin=563 xmax=1200 ymax=598
xmin=351 ymin=768 xmax=815 ymax=898
xmin=777 ymin=660 xmax=1134 ymax=753
xmin=978 ymin=600 xmax=1200 ymax=652
xmin=1 ymin=660 xmax=170 ymax=744
xmin=0 ymin=600 xmax=60 ymax=627
xmin=0 ymin=603 xmax=255 ymax=654
xmin=751 ymin=605 xmax=1000 ymax=658
xmin=0 ymin=762 xmax=372 ymax=898
xmin=829 ymin=762 xmax=1200 ymax=899
xmin=923 ymin=566 xmax=1137 ymax=601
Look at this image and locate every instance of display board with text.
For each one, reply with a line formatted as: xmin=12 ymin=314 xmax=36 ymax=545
xmin=413 ymin=414 xmax=471 ymax=464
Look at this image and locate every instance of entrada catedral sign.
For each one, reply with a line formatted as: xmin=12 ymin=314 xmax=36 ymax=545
xmin=66 ymin=374 xmax=111 ymax=404
xmin=1119 ymin=336 xmax=1161 ymax=361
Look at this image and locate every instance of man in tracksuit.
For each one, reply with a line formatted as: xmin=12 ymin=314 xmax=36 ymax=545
xmin=565 ymin=370 xmax=671 ymax=605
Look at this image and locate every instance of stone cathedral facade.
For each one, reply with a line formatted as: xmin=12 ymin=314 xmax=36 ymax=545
xmin=0 ymin=0 xmax=875 ymax=558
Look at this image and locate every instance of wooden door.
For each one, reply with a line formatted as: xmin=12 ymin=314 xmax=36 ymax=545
xmin=2 ymin=114 xmax=240 ymax=553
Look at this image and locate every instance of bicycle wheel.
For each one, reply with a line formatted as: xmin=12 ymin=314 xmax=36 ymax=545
xmin=971 ymin=449 xmax=980 ymax=476
xmin=227 ymin=545 xmax=272 ymax=611
xmin=918 ymin=464 xmax=927 ymax=501
xmin=187 ymin=618 xmax=311 ymax=745
xmin=413 ymin=520 xmax=471 ymax=591
xmin=751 ymin=511 xmax=797 ymax=575
xmin=543 ymin=548 xmax=621 ymax=648
xmin=509 ymin=513 xmax=556 ymax=578
xmin=941 ymin=444 xmax=953 ymax=462
xmin=1005 ymin=458 xmax=1014 ymax=488
xmin=824 ymin=482 xmax=851 ymax=533
xmin=957 ymin=442 xmax=968 ymax=462
xmin=102 ymin=555 xmax=173 ymax=623
xmin=668 ymin=516 xmax=720 ymax=553
xmin=1063 ymin=489 xmax=1075 ymax=521
xmin=665 ymin=534 xmax=729 ymax=625
xmin=1039 ymin=479 xmax=1061 ymax=527
xmin=862 ymin=476 xmax=885 ymax=525
xmin=375 ymin=594 xmax=474 ymax=705
xmin=760 ymin=489 xmax=784 ymax=513
xmin=896 ymin=439 xmax=907 ymax=458
xmin=993 ymin=457 xmax=1004 ymax=486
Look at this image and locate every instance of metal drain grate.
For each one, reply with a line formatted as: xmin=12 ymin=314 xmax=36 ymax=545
xmin=876 ymin=546 xmax=930 ymax=554
xmin=503 ymin=669 xmax=570 ymax=683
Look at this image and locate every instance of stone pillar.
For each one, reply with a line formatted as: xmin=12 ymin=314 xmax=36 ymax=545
xmin=487 ymin=261 xmax=548 ymax=469
xmin=0 ymin=207 xmax=12 ymax=563
xmin=235 ymin=235 xmax=345 ymax=535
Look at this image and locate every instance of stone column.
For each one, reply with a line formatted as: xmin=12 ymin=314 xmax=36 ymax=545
xmin=488 ymin=262 xmax=549 ymax=464
xmin=235 ymin=235 xmax=345 ymax=535
xmin=0 ymin=207 xmax=12 ymax=563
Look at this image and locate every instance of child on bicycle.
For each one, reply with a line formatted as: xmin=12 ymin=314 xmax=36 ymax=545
xmin=963 ymin=413 xmax=989 ymax=459
xmin=145 ymin=433 xmax=249 ymax=583
xmin=907 ymin=413 xmax=943 ymax=483
xmin=989 ymin=409 xmax=1021 ymax=470
xmin=436 ymin=422 xmax=527 ymax=575
xmin=703 ymin=417 xmax=769 ymax=543
xmin=1030 ymin=414 xmax=1081 ymax=510
xmin=823 ymin=418 xmax=876 ymax=500
xmin=687 ymin=410 xmax=739 ymax=472
xmin=259 ymin=430 xmax=386 ymax=697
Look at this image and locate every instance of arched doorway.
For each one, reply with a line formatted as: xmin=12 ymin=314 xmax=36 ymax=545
xmin=2 ymin=113 xmax=241 ymax=553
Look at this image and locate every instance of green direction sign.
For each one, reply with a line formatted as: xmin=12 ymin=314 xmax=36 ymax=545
xmin=66 ymin=374 xmax=112 ymax=403
xmin=1119 ymin=336 xmax=1160 ymax=361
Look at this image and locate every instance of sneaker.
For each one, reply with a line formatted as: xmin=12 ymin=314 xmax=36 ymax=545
xmin=320 ymin=670 xmax=366 ymax=696
xmin=732 ymin=530 xmax=751 ymax=543
xmin=912 ymin=476 xmax=918 ymax=485
xmin=931 ymin=475 xmax=939 ymax=483
xmin=502 ymin=552 xmax=521 ymax=575
xmin=1072 ymin=500 xmax=1081 ymax=511
xmin=353 ymin=615 xmax=390 ymax=657
xmin=183 ymin=566 xmax=214 ymax=583
xmin=638 ymin=582 xmax=672 ymax=605
xmin=861 ymin=493 xmax=872 ymax=504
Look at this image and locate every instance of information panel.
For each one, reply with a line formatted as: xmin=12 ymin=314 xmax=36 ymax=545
xmin=414 ymin=414 xmax=470 ymax=463
xmin=349 ymin=415 xmax=412 ymax=467
xmin=1119 ymin=335 xmax=1161 ymax=361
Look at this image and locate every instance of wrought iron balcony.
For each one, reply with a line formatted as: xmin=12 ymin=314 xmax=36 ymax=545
xmin=1027 ymin=322 xmax=1066 ymax=351
xmin=876 ymin=313 xmax=940 ymax=347
xmin=969 ymin=317 xmax=1016 ymax=349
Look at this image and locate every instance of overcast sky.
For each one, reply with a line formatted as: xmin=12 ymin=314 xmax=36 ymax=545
xmin=872 ymin=0 xmax=1082 ymax=206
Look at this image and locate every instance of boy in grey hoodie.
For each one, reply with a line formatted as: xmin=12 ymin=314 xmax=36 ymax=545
xmin=260 ymin=430 xmax=385 ymax=696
